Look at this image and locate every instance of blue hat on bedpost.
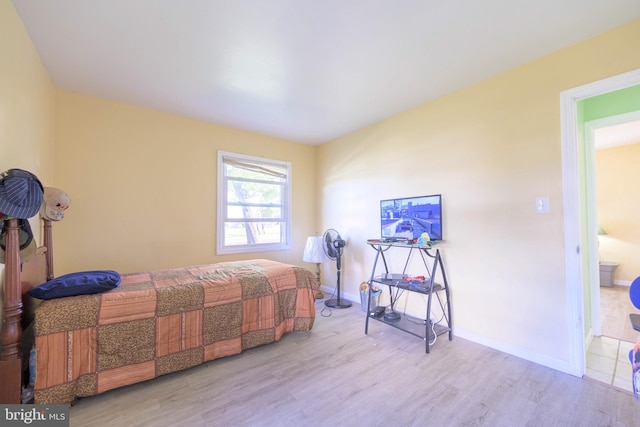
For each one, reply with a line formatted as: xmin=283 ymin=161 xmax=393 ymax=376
xmin=0 ymin=169 xmax=44 ymax=219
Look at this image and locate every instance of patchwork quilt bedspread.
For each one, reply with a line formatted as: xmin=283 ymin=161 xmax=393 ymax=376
xmin=32 ymin=259 xmax=318 ymax=404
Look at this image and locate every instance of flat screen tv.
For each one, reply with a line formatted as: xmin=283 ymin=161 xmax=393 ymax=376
xmin=380 ymin=194 xmax=442 ymax=242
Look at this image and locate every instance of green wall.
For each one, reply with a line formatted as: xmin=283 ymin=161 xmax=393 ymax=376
xmin=578 ymin=84 xmax=640 ymax=121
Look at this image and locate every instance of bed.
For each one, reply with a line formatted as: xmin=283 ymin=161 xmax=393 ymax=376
xmin=0 ymin=218 xmax=319 ymax=405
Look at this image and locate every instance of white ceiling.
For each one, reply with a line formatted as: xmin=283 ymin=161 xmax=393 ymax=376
xmin=595 ymin=120 xmax=640 ymax=149
xmin=12 ymin=0 xmax=640 ymax=145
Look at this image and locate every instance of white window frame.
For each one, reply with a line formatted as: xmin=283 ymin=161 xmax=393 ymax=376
xmin=217 ymin=151 xmax=292 ymax=254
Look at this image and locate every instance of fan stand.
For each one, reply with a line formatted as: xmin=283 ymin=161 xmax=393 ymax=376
xmin=324 ymin=251 xmax=352 ymax=309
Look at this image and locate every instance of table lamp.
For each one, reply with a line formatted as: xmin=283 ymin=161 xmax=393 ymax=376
xmin=303 ymin=235 xmax=327 ymax=299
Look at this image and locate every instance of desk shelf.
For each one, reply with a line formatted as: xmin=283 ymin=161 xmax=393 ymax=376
xmin=364 ymin=241 xmax=452 ymax=353
xmin=369 ymin=311 xmax=450 ymax=342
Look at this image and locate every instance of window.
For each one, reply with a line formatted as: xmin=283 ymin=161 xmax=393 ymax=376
xmin=217 ymin=151 xmax=291 ymax=254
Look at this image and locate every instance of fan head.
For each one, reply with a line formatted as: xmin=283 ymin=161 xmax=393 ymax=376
xmin=322 ymin=228 xmax=345 ymax=259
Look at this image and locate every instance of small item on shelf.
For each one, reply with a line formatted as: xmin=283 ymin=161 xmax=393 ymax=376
xmin=416 ymin=232 xmax=431 ymax=247
xmin=383 ymin=311 xmax=401 ymax=321
xmin=371 ymin=306 xmax=386 ymax=317
xmin=403 ymin=275 xmax=425 ymax=285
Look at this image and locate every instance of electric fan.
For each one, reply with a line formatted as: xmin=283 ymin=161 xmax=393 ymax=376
xmin=322 ymin=228 xmax=352 ymax=309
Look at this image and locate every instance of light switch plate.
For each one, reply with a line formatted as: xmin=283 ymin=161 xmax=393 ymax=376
xmin=536 ymin=197 xmax=550 ymax=214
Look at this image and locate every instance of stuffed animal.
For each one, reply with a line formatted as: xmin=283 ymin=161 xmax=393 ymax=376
xmin=416 ymin=232 xmax=431 ymax=247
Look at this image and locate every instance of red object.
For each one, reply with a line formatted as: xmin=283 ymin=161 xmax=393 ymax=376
xmin=403 ymin=275 xmax=425 ymax=282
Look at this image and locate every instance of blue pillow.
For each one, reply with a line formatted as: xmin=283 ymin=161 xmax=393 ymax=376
xmin=630 ymin=276 xmax=640 ymax=310
xmin=28 ymin=270 xmax=121 ymax=300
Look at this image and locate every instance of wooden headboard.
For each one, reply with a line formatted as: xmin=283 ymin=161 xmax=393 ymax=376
xmin=0 ymin=218 xmax=52 ymax=404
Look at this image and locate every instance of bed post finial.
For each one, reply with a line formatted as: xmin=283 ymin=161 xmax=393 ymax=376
xmin=43 ymin=218 xmax=54 ymax=280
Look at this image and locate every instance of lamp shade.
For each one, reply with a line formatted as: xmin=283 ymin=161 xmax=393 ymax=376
xmin=303 ymin=236 xmax=327 ymax=263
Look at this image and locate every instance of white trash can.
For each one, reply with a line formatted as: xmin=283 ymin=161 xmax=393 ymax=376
xmin=360 ymin=290 xmax=382 ymax=312
xmin=599 ymin=261 xmax=618 ymax=287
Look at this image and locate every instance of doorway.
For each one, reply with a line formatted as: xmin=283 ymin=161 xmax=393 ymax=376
xmin=561 ymin=68 xmax=640 ymax=377
xmin=586 ymin=112 xmax=640 ymax=336
xmin=584 ymin=115 xmax=640 ymax=388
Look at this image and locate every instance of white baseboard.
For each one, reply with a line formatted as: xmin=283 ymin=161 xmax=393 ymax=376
xmin=318 ymin=285 xmax=579 ymax=376
xmin=614 ymin=280 xmax=631 ymax=287
xmin=452 ymin=327 xmax=578 ymax=376
xmin=319 ymin=286 xmax=359 ymax=303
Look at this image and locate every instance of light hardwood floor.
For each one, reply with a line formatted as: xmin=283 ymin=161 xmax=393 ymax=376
xmin=68 ymin=298 xmax=640 ymax=427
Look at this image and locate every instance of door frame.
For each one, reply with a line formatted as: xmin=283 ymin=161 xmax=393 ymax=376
xmin=561 ymin=68 xmax=640 ymax=376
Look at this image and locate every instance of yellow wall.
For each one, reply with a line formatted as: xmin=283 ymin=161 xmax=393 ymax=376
xmin=318 ymin=19 xmax=640 ymax=368
xmin=0 ymin=0 xmax=55 ymax=332
xmin=597 ymin=142 xmax=640 ymax=282
xmin=4 ymin=0 xmax=640 ymax=373
xmin=0 ymin=0 xmax=55 ymax=214
xmin=53 ymin=92 xmax=318 ymax=275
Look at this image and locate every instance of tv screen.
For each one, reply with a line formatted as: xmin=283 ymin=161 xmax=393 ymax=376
xmin=380 ymin=194 xmax=442 ymax=242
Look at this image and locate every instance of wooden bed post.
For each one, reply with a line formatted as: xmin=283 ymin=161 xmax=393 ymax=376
xmin=0 ymin=218 xmax=24 ymax=404
xmin=43 ymin=218 xmax=54 ymax=281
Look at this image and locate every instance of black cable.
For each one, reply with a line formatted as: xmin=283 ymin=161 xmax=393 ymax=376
xmin=388 ymin=284 xmax=405 ymax=314
xmin=320 ymin=285 xmax=338 ymax=317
